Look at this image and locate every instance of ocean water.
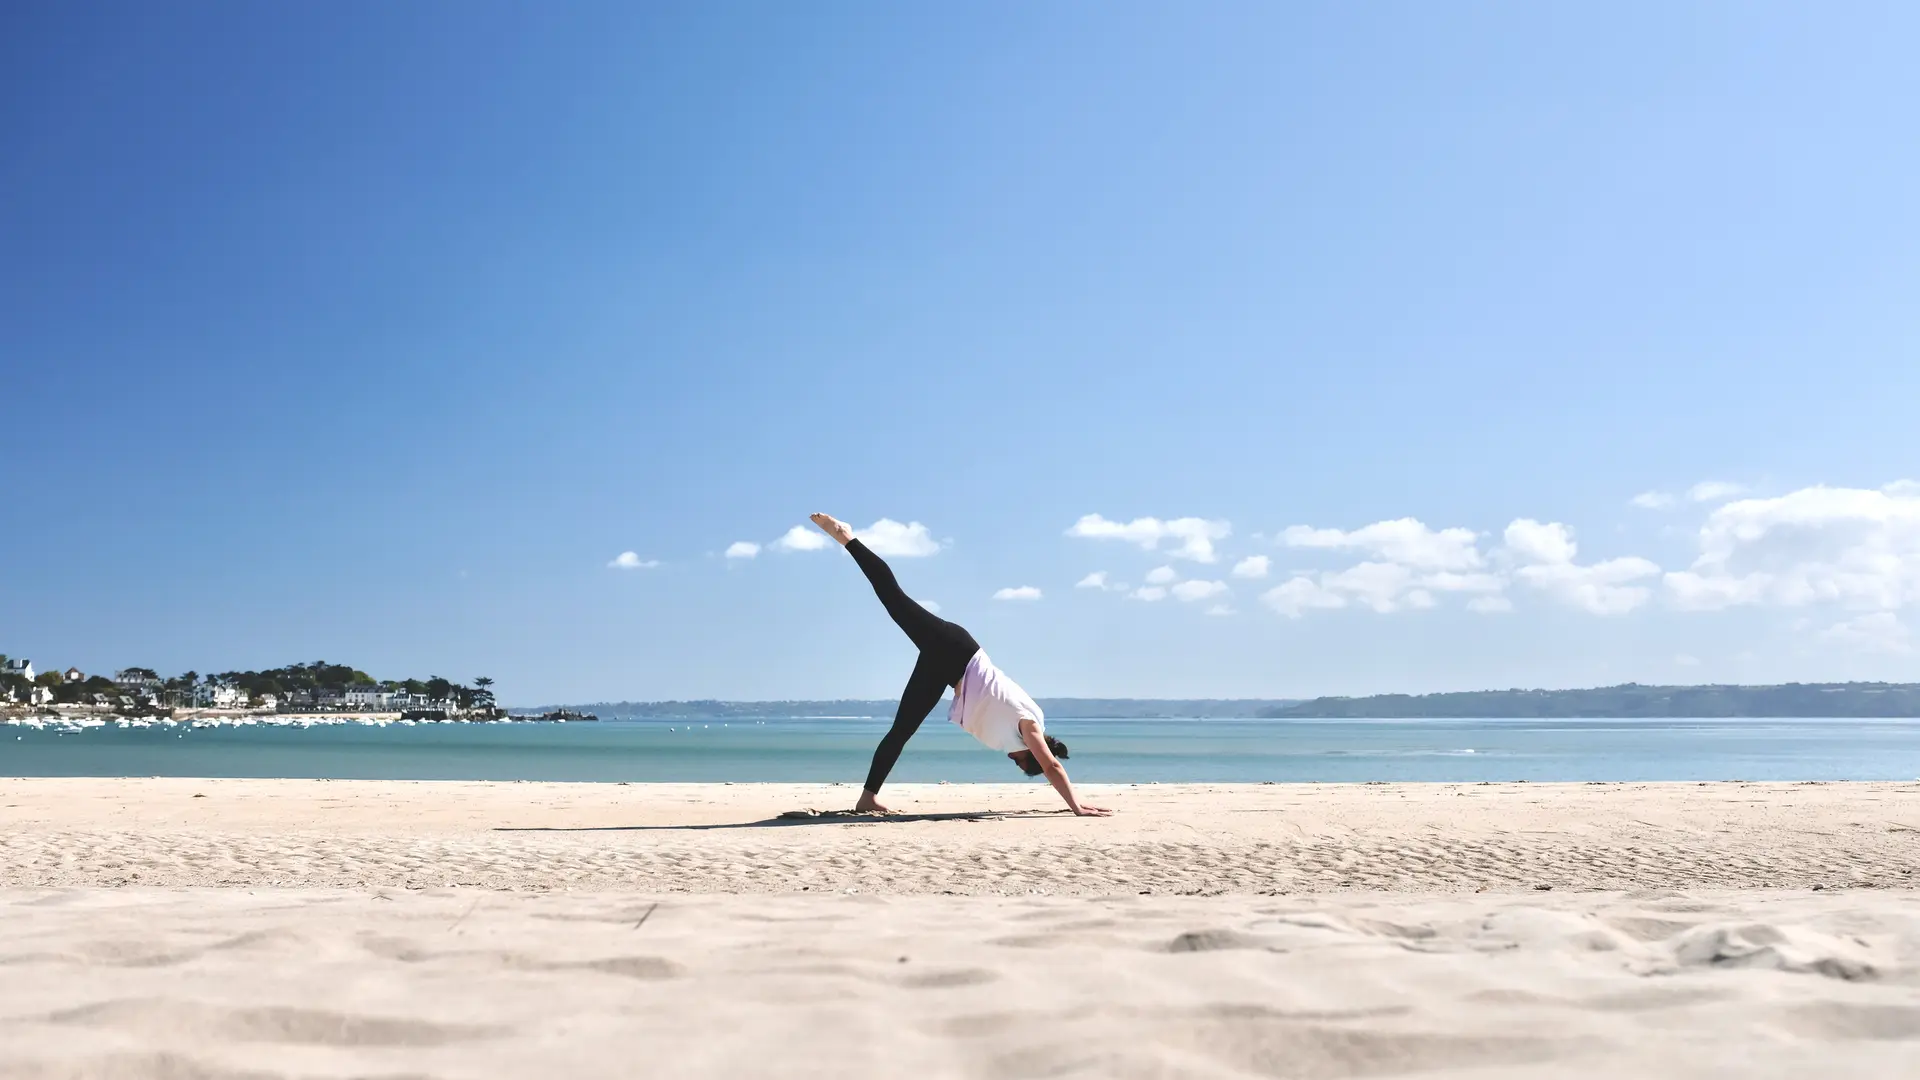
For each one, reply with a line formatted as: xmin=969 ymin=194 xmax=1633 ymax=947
xmin=3 ymin=716 xmax=1918 ymax=783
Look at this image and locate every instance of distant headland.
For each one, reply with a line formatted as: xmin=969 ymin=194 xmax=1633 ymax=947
xmin=1262 ymin=682 xmax=1920 ymax=718
xmin=543 ymin=683 xmax=1920 ymax=720
xmin=13 ymin=654 xmax=1919 ymax=722
xmin=537 ymin=699 xmax=1306 ymax=720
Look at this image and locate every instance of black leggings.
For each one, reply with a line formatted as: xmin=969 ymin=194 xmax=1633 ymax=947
xmin=845 ymin=538 xmax=980 ymax=794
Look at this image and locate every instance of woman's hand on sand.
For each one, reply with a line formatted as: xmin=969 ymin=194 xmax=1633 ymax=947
xmin=1073 ymin=804 xmax=1113 ymax=817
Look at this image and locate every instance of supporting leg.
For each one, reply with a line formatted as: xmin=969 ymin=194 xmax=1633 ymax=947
xmin=858 ymin=652 xmax=949 ymax=808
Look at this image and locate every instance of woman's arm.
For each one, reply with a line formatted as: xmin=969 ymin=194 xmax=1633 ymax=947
xmin=1019 ymin=720 xmax=1111 ymax=817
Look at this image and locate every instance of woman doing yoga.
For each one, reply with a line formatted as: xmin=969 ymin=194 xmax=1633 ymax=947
xmin=809 ymin=513 xmax=1112 ymax=817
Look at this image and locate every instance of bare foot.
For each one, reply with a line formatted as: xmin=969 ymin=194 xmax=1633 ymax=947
xmin=853 ymin=790 xmax=892 ymax=813
xmin=810 ymin=512 xmax=855 ymax=546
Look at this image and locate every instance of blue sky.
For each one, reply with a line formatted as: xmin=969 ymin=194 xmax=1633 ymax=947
xmin=4 ymin=2 xmax=1917 ymax=704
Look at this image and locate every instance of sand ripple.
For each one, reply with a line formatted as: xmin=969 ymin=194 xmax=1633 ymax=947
xmin=4 ymin=823 xmax=1914 ymax=894
xmin=0 ymin=889 xmax=1917 ymax=1078
xmin=4 ymin=780 xmax=1920 ymax=1076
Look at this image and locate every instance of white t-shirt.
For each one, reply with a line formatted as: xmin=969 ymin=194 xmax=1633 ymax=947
xmin=947 ymin=650 xmax=1044 ymax=752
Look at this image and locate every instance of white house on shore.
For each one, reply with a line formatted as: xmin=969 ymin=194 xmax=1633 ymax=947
xmin=398 ymin=695 xmax=462 ymax=713
xmin=3 ymin=658 xmax=33 ymax=682
xmin=343 ymin=687 xmax=396 ymax=710
xmin=188 ymin=683 xmax=248 ymax=708
xmin=268 ymin=689 xmax=463 ymax=714
xmin=64 ymin=667 xmax=84 ymax=683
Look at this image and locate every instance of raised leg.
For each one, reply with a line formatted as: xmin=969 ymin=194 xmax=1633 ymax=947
xmin=812 ymin=513 xmax=945 ymax=651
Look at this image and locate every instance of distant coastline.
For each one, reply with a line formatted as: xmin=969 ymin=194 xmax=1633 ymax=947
xmin=1266 ymin=682 xmax=1920 ymax=719
xmin=521 ymin=699 xmax=1305 ymax=720
xmin=530 ymin=683 xmax=1920 ymax=720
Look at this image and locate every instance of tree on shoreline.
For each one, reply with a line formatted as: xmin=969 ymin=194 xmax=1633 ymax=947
xmin=6 ymin=660 xmax=501 ymax=714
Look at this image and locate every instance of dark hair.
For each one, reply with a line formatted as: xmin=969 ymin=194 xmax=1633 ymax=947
xmin=1011 ymin=735 xmax=1069 ymax=777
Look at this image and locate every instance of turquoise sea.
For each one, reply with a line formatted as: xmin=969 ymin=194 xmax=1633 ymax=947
xmin=4 ymin=716 xmax=1918 ymax=783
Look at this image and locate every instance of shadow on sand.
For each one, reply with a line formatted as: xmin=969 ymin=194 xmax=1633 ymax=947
xmin=494 ymin=809 xmax=1061 ymax=832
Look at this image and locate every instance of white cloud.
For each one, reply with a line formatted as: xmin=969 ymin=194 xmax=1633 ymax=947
xmin=1502 ymin=519 xmax=1658 ymax=615
xmin=1262 ymin=577 xmax=1348 ymax=618
xmin=1171 ymin=579 xmax=1228 ymax=603
xmin=1502 ymin=519 xmax=1577 ymax=565
xmin=1631 ymin=491 xmax=1676 ymax=510
xmin=1281 ymin=518 xmax=1483 ymax=571
xmin=607 ymin=552 xmax=659 ymax=570
xmin=917 ymin=599 xmax=941 ymax=614
xmin=1231 ymin=555 xmax=1270 ymax=579
xmin=1165 ymin=520 xmax=1231 ymax=563
xmin=992 ymin=586 xmax=1042 ymax=602
xmin=1515 ymin=557 xmax=1661 ymax=615
xmin=1419 ymin=571 xmax=1506 ymax=594
xmin=1067 ymin=514 xmax=1160 ymax=548
xmin=1256 ymin=560 xmax=1495 ymax=617
xmin=1257 ymin=510 xmax=1664 ymax=618
xmin=1256 ymin=518 xmax=1511 ymax=616
xmin=1144 ymin=565 xmax=1178 ymax=585
xmin=1822 ymin=612 xmax=1912 ymax=654
xmin=855 ymin=519 xmax=941 ymax=557
xmin=1074 ymin=571 xmax=1109 ymax=590
xmin=1066 ymin=514 xmax=1231 ymax=563
xmin=1319 ymin=561 xmax=1417 ymax=613
xmin=1129 ymin=586 xmax=1168 ymax=602
xmin=1664 ymin=571 xmax=1770 ymax=610
xmin=1663 ymin=484 xmax=1920 ymax=614
xmin=1689 ymin=480 xmax=1748 ymax=503
xmin=724 ymin=541 xmax=760 ymax=560
xmin=1205 ymin=604 xmax=1235 ymax=616
xmin=1674 ymin=653 xmax=1701 ymax=667
xmin=771 ymin=525 xmax=827 ymax=552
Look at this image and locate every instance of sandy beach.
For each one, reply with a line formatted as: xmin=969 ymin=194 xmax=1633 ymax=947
xmin=3 ymin=780 xmax=1918 ymax=1078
